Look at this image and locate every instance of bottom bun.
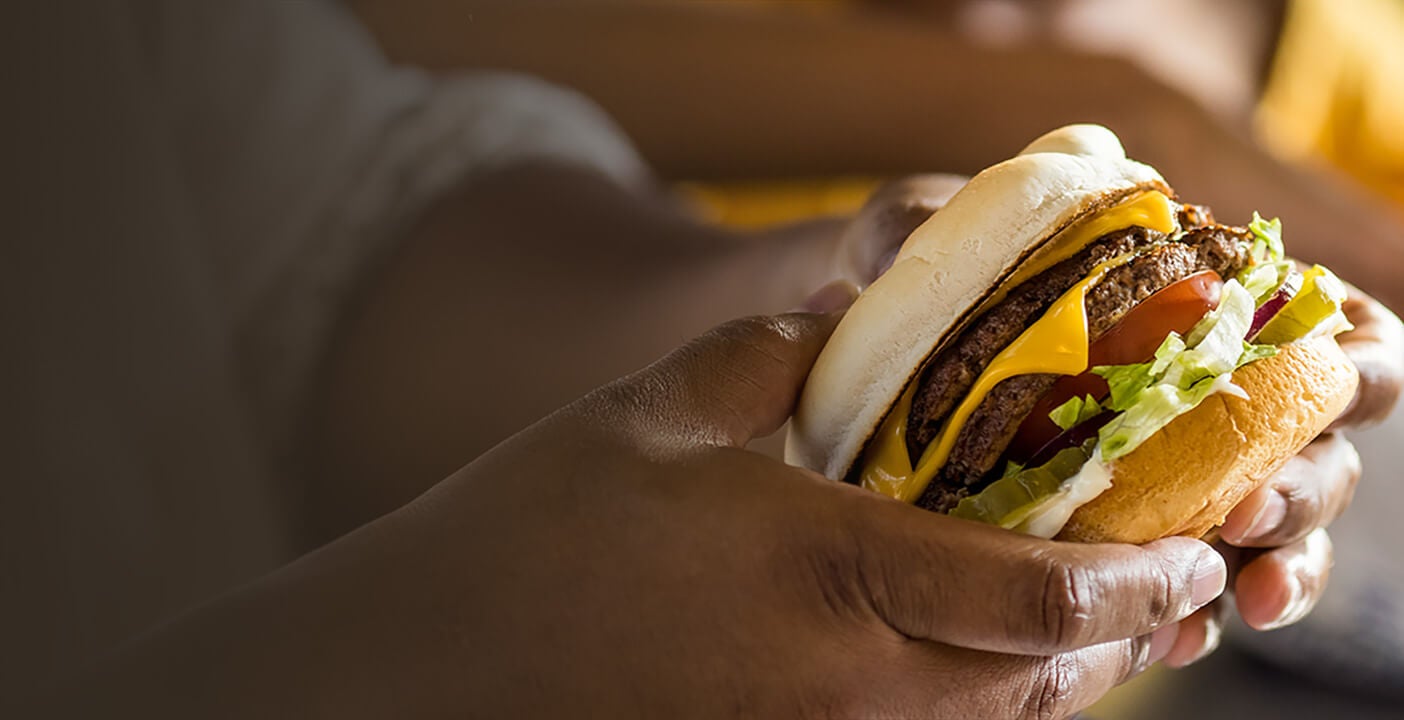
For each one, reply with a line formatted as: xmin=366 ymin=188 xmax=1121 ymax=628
xmin=1056 ymin=336 xmax=1358 ymax=544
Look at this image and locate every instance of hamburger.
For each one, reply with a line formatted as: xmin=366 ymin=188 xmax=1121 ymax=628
xmin=786 ymin=124 xmax=1358 ymax=544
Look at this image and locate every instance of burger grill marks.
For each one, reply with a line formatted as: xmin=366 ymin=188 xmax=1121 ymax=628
xmin=904 ymin=224 xmax=1254 ymax=514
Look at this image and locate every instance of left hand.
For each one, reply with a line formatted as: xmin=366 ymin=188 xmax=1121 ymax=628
xmin=834 ymin=174 xmax=970 ymax=284
xmin=1159 ymin=286 xmax=1404 ymax=668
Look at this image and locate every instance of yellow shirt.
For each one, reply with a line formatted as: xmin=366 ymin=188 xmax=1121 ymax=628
xmin=691 ymin=0 xmax=1404 ymax=222
xmin=1257 ymin=0 xmax=1404 ymax=206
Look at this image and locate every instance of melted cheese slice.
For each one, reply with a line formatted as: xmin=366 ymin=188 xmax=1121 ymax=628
xmin=858 ymin=191 xmax=1177 ymax=504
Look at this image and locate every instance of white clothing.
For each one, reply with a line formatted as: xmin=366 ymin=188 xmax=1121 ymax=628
xmin=0 ymin=0 xmax=642 ymax=691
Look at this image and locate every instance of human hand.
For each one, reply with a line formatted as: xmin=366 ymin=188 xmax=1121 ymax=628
xmin=443 ymin=298 xmax=1226 ymax=718
xmin=834 ymin=174 xmax=969 ymax=285
xmin=1168 ymin=286 xmax=1404 ymax=668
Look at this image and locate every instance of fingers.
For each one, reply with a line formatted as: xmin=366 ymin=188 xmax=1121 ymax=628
xmin=846 ymin=498 xmax=1224 ymax=655
xmin=892 ymin=633 xmax=1170 ymax=720
xmin=838 ymin=174 xmax=969 ymax=282
xmin=1328 ymin=284 xmax=1404 ymax=431
xmin=1220 ymin=434 xmax=1360 ymax=547
xmin=597 ymin=307 xmax=851 ymax=449
xmin=998 ymin=639 xmax=1158 ymax=720
xmin=797 ymin=280 xmax=862 ymax=314
xmin=1233 ymin=528 xmax=1334 ymax=630
xmin=1161 ymin=600 xmax=1225 ymax=668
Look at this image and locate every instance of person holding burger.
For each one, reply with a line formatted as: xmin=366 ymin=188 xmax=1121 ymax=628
xmin=6 ymin=1 xmax=1403 ymax=718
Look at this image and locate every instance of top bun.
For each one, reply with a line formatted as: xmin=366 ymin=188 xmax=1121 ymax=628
xmin=786 ymin=125 xmax=1170 ymax=480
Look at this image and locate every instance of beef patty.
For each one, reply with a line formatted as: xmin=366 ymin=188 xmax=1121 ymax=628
xmin=894 ymin=224 xmax=1253 ymax=513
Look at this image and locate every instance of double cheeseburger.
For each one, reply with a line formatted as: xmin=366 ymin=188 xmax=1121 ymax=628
xmin=786 ymin=124 xmax=1358 ymax=544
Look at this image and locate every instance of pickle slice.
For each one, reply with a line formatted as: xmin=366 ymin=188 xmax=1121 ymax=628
xmin=949 ymin=443 xmax=1093 ymax=528
xmin=1253 ymin=265 xmax=1347 ymax=344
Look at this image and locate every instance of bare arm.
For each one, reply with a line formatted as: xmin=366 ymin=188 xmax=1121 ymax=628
xmin=348 ymin=0 xmax=1173 ymax=178
xmin=348 ymin=1 xmax=1404 ymax=306
xmin=22 ymin=309 xmax=1222 ymax=719
xmin=302 ymin=163 xmax=847 ymax=543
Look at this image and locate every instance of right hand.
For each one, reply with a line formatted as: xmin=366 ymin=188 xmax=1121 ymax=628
xmin=440 ymin=302 xmax=1227 ymax=718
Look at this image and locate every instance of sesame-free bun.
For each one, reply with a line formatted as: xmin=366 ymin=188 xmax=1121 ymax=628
xmin=1056 ymin=336 xmax=1358 ymax=544
xmin=786 ymin=124 xmax=1168 ymax=481
xmin=785 ymin=123 xmax=1360 ymax=547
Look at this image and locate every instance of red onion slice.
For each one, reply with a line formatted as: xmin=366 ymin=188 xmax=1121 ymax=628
xmin=1024 ymin=411 xmax=1117 ymax=469
xmin=1249 ymin=270 xmax=1303 ymax=339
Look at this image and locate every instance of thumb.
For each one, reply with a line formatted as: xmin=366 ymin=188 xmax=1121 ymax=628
xmin=841 ymin=494 xmax=1223 ymax=656
xmin=605 ymin=284 xmax=856 ymax=449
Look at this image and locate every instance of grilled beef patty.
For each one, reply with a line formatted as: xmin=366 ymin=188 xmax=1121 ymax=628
xmin=898 ymin=224 xmax=1253 ymax=513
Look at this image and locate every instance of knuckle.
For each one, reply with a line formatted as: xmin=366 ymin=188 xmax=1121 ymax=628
xmin=723 ymin=314 xmax=804 ymax=349
xmin=1285 ymin=482 xmax=1327 ymax=537
xmin=712 ymin=315 xmax=804 ymax=377
xmin=1020 ymin=656 xmax=1077 ymax=720
xmin=1144 ymin=554 xmax=1179 ymax=626
xmin=1032 ymin=556 xmax=1097 ymax=651
xmin=579 ymin=376 xmax=670 ymax=445
xmin=808 ymin=542 xmax=868 ymax=623
xmin=1119 ymin=635 xmax=1150 ymax=684
xmin=792 ymin=517 xmax=874 ymax=625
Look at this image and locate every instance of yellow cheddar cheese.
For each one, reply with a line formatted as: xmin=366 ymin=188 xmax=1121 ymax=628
xmin=858 ymin=192 xmax=1178 ymax=503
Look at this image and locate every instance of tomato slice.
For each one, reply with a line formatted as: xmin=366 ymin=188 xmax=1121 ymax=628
xmin=1005 ymin=270 xmax=1224 ymax=463
xmin=1089 ymin=270 xmax=1224 ymax=366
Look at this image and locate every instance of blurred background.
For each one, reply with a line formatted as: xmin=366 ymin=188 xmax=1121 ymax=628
xmin=7 ymin=0 xmax=1403 ymax=715
xmin=354 ymin=2 xmax=1404 ymax=715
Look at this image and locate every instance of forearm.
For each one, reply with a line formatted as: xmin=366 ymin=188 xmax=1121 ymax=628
xmin=347 ymin=0 xmax=1404 ymax=309
xmin=303 ymin=163 xmax=844 ymax=544
xmin=349 ymin=0 xmax=1166 ymax=179
xmin=1180 ymin=114 xmax=1404 ymax=311
xmin=22 ymin=497 xmax=483 ymax=719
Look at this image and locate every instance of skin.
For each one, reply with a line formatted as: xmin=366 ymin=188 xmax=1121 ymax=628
xmin=12 ymin=2 xmax=1400 ymax=715
xmin=28 ymin=306 xmax=1230 ymax=719
xmin=305 ymin=157 xmax=1403 ymax=689
xmin=332 ymin=5 xmax=1404 ymax=674
xmin=349 ymin=0 xmax=1404 ymax=310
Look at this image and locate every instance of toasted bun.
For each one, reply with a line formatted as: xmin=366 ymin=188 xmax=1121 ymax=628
xmin=1056 ymin=336 xmax=1358 ymax=543
xmin=786 ymin=124 xmax=1168 ymax=480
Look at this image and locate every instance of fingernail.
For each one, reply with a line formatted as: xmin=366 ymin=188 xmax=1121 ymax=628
xmin=1244 ymin=491 xmax=1288 ymax=541
xmin=1147 ymin=623 xmax=1180 ymax=665
xmin=799 ymin=280 xmax=859 ymax=314
xmin=1191 ymin=552 xmax=1228 ymax=608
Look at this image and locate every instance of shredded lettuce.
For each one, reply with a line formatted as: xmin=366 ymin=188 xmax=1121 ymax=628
xmin=1097 ymin=360 xmax=1155 ymax=411
xmin=1248 ymin=212 xmax=1285 ymax=264
xmin=1238 ymin=260 xmax=1295 ymax=306
xmin=1238 ymin=341 xmax=1280 ymax=365
xmin=1048 ymin=394 xmax=1103 ymax=431
xmin=1097 ymin=380 xmax=1222 ymax=459
xmin=1236 ymin=213 xmax=1295 ymax=306
xmin=1149 ymin=333 xmax=1187 ymax=376
xmin=1172 ymin=279 xmax=1259 ymax=382
xmin=1090 ymin=279 xmax=1277 ymax=461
